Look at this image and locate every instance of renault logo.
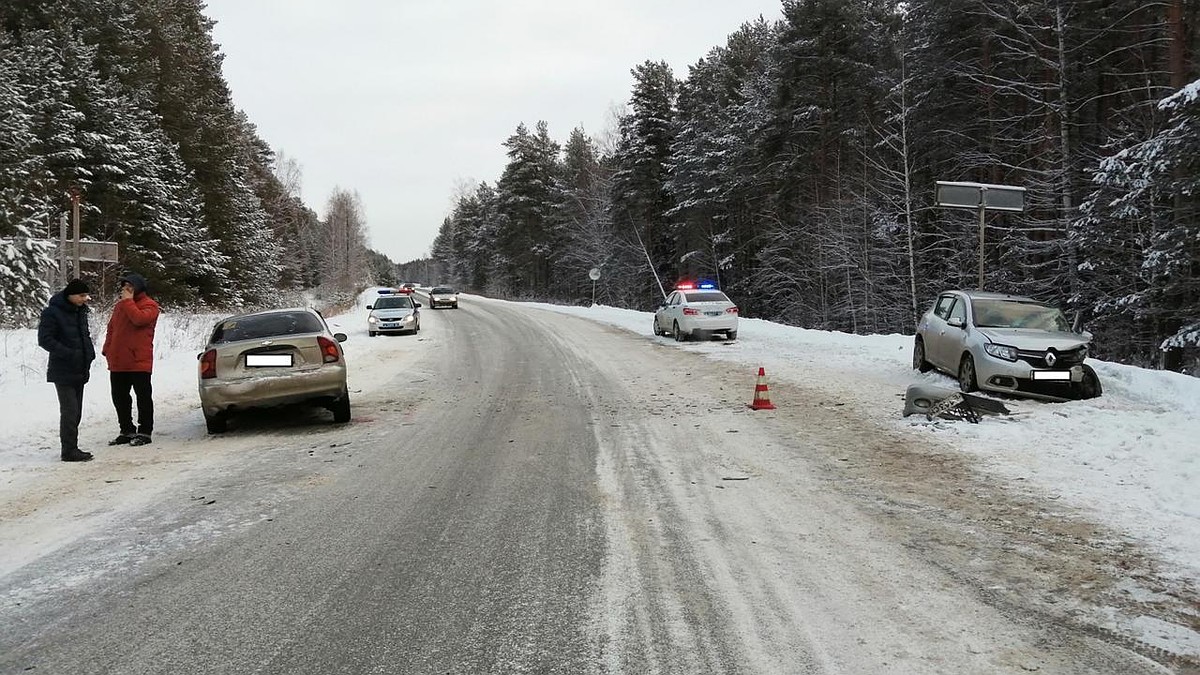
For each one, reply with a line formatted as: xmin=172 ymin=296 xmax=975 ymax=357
xmin=1045 ymin=349 xmax=1057 ymax=367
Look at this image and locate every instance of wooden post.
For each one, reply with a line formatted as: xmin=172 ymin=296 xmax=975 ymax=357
xmin=70 ymin=188 xmax=81 ymax=277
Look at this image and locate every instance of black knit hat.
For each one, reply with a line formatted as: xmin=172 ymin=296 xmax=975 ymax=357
xmin=63 ymin=279 xmax=90 ymax=296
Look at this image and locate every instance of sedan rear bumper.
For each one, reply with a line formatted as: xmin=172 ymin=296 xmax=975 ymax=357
xmin=681 ymin=316 xmax=737 ymax=333
xmin=200 ymin=366 xmax=346 ymax=415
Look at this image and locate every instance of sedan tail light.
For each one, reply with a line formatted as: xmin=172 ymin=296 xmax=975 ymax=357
xmin=199 ymin=349 xmax=217 ymax=379
xmin=317 ymin=336 xmax=340 ymax=363
xmin=726 ymin=307 xmax=739 ymax=314
xmin=682 ymin=308 xmax=700 ymax=316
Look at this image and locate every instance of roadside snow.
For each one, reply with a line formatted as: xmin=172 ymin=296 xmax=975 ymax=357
xmin=516 ymin=299 xmax=1200 ymax=586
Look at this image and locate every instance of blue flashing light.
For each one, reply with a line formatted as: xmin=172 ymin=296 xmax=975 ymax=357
xmin=377 ymin=289 xmax=394 ymax=295
xmin=698 ymin=282 xmax=716 ymax=289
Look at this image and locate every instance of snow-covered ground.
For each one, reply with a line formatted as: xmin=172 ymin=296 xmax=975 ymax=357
xmin=521 ymin=298 xmax=1200 ymax=588
xmin=2 ymin=290 xmax=1196 ymax=595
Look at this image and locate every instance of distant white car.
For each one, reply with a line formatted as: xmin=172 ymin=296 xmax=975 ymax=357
xmin=428 ymin=286 xmax=459 ymax=309
xmin=366 ymin=291 xmax=421 ymax=336
xmin=653 ymin=283 xmax=738 ymax=341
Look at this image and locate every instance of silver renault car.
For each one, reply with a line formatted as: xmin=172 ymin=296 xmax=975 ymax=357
xmin=913 ymin=290 xmax=1102 ymax=401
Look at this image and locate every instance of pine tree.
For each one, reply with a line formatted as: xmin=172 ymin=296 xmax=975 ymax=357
xmin=494 ymin=121 xmax=562 ymax=297
xmin=612 ymin=60 xmax=679 ymax=307
xmin=0 ymin=35 xmax=55 ymax=323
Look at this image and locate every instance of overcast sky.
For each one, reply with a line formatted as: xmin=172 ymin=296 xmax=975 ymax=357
xmin=203 ymin=1 xmax=785 ymax=265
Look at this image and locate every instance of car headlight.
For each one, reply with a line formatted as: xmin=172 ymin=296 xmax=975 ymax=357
xmin=402 ymin=315 xmax=413 ymax=322
xmin=368 ymin=315 xmax=378 ymax=323
xmin=984 ymin=343 xmax=1019 ymax=361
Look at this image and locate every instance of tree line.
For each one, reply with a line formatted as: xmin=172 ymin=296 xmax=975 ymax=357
xmin=429 ymin=0 xmax=1198 ymax=372
xmin=0 ymin=0 xmax=395 ymax=324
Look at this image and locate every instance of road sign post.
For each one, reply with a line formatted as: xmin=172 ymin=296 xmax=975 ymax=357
xmin=935 ymin=181 xmax=1026 ymax=289
xmin=588 ymin=267 xmax=601 ymax=305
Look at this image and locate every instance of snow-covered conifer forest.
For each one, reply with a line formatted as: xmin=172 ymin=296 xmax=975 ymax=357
xmin=2 ymin=1 xmax=1197 ymax=373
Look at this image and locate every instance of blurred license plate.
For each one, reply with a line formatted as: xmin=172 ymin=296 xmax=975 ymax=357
xmin=704 ymin=311 xmax=721 ymax=316
xmin=246 ymin=354 xmax=292 ymax=367
xmin=1031 ymin=370 xmax=1070 ymax=380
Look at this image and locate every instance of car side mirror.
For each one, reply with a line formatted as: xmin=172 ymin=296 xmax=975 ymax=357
xmin=334 ymin=333 xmax=347 ymax=343
xmin=365 ymin=305 xmax=373 ymax=310
xmin=415 ymin=302 xmax=422 ymax=308
xmin=196 ymin=352 xmax=202 ymax=360
xmin=947 ymin=317 xmax=965 ymax=328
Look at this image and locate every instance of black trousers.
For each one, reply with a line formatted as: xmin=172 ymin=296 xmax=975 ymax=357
xmin=110 ymin=371 xmax=153 ymax=436
xmin=54 ymin=382 xmax=85 ymax=453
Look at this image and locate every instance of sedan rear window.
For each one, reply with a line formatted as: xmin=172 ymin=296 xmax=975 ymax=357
xmin=210 ymin=312 xmax=325 ymax=343
xmin=684 ymin=291 xmax=730 ymax=303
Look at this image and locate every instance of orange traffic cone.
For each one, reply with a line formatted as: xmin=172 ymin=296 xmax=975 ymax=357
xmin=748 ymin=367 xmax=776 ymax=410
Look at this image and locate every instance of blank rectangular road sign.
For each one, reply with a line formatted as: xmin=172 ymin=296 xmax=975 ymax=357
xmin=936 ymin=181 xmax=1026 ymax=212
xmin=75 ymin=240 xmax=119 ymax=262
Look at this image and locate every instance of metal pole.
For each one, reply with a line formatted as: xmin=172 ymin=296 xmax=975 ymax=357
xmin=592 ymin=279 xmax=596 ymax=306
xmin=977 ymin=202 xmax=986 ymax=289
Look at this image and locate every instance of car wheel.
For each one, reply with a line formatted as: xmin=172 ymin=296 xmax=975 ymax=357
xmin=726 ymin=330 xmax=737 ymax=340
xmin=652 ymin=318 xmax=663 ymax=336
xmin=204 ymin=411 xmax=227 ymax=434
xmin=913 ymin=337 xmax=932 ymax=372
xmin=1075 ymin=364 xmax=1103 ymax=400
xmin=452 ymin=303 xmax=458 ymax=309
xmin=673 ymin=321 xmax=687 ymax=342
xmin=369 ymin=330 xmax=377 ymax=337
xmin=331 ymin=388 xmax=351 ymax=423
xmin=958 ymin=354 xmax=978 ymax=393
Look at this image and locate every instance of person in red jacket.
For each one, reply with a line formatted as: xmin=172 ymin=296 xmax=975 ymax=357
xmin=103 ymin=272 xmax=160 ymax=447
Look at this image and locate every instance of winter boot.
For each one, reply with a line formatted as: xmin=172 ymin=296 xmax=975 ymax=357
xmin=62 ymin=449 xmax=94 ymax=462
xmin=108 ymin=434 xmax=134 ymax=446
xmin=129 ymin=434 xmax=152 ymax=447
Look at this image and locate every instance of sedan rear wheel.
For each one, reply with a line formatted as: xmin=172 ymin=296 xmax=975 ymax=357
xmin=652 ymin=318 xmax=661 ymax=336
xmin=958 ymin=354 xmax=978 ymax=393
xmin=204 ymin=411 xmax=227 ymax=434
xmin=673 ymin=321 xmax=687 ymax=342
xmin=726 ymin=330 xmax=737 ymax=340
xmin=331 ymin=387 xmax=351 ymax=424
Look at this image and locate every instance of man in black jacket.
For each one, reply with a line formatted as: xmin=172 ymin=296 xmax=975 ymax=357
xmin=38 ymin=279 xmax=97 ymax=462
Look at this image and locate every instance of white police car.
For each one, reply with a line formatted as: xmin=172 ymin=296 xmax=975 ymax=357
xmin=367 ymin=290 xmax=421 ymax=336
xmin=653 ymin=282 xmax=739 ymax=341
